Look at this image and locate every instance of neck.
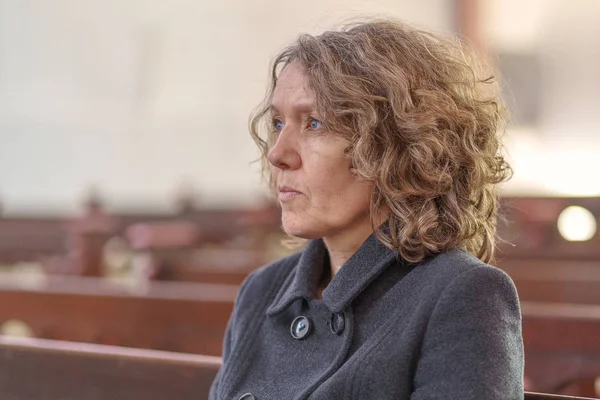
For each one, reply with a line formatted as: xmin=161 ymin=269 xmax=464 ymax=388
xmin=320 ymin=210 xmax=389 ymax=290
xmin=323 ymin=222 xmax=375 ymax=277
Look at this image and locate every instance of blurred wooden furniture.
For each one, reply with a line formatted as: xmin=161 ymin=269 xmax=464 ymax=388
xmin=166 ymin=249 xmax=261 ymax=285
xmin=125 ymin=221 xmax=265 ymax=284
xmin=0 ymin=199 xmax=280 ymax=280
xmin=525 ymin=393 xmax=599 ymax=399
xmin=522 ymin=302 xmax=600 ymax=397
xmin=0 ymin=336 xmax=220 ymax=400
xmin=515 ymin=278 xmax=600 ymax=305
xmin=493 ymin=258 xmax=600 ymax=305
xmin=498 ymin=197 xmax=600 ymax=261
xmin=0 ymin=276 xmax=236 ymax=355
xmin=498 ymin=259 xmax=600 ymax=304
xmin=500 ymin=260 xmax=600 ymax=281
xmin=0 ymin=336 xmax=595 ymax=400
xmin=0 ymin=217 xmax=69 ymax=264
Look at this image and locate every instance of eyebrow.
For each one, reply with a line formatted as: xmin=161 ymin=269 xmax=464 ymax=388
xmin=270 ymin=103 xmax=317 ymax=114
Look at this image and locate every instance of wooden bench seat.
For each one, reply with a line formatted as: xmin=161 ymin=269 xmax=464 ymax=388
xmin=0 ymin=218 xmax=69 ymax=264
xmin=497 ymin=196 xmax=600 ymax=262
xmin=0 ymin=336 xmax=593 ymax=400
xmin=514 ymin=279 xmax=600 ymax=304
xmin=0 ymin=276 xmax=237 ymax=355
xmin=0 ymin=336 xmax=220 ymax=400
xmin=499 ymin=260 xmax=600 ymax=281
xmin=526 ymin=393 xmax=599 ymax=399
xmin=495 ymin=259 xmax=600 ymax=305
xmin=522 ymin=301 xmax=600 ymax=396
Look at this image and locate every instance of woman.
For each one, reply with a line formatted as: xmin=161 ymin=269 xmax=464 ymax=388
xmin=210 ymin=19 xmax=523 ymax=400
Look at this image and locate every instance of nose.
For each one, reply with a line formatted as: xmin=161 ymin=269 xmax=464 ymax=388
xmin=267 ymin=128 xmax=301 ymax=170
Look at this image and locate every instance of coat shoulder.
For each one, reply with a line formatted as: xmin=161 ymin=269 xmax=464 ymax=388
xmin=410 ymin=249 xmax=518 ymax=304
xmin=423 ymin=249 xmax=511 ymax=281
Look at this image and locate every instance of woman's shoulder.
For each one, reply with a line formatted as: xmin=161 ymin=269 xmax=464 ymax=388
xmin=420 ymin=248 xmax=512 ymax=280
xmin=408 ymin=249 xmax=519 ymax=305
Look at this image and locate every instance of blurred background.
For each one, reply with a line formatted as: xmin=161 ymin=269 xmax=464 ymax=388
xmin=0 ymin=0 xmax=598 ymax=211
xmin=0 ymin=0 xmax=599 ymax=397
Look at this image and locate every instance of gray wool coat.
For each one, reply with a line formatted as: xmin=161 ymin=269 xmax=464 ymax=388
xmin=209 ymin=234 xmax=524 ymax=400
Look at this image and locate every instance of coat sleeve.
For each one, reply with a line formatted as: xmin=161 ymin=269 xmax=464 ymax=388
xmin=208 ymin=272 xmax=254 ymax=399
xmin=411 ymin=266 xmax=524 ymax=400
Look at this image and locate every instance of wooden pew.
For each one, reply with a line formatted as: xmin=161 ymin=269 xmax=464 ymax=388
xmin=125 ymin=222 xmax=267 ymax=284
xmin=526 ymin=393 xmax=599 ymax=399
xmin=0 ymin=337 xmax=593 ymax=400
xmin=0 ymin=217 xmax=69 ymax=264
xmin=0 ymin=276 xmax=237 ymax=355
xmin=498 ymin=196 xmax=600 ymax=262
xmin=499 ymin=260 xmax=600 ymax=282
xmin=496 ymin=259 xmax=600 ymax=305
xmin=0 ymin=336 xmax=220 ymax=400
xmin=0 ymin=198 xmax=280 ymax=278
xmin=514 ymin=279 xmax=600 ymax=305
xmin=522 ymin=302 xmax=600 ymax=397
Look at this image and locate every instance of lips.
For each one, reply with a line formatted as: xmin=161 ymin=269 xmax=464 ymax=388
xmin=278 ymin=186 xmax=302 ymax=201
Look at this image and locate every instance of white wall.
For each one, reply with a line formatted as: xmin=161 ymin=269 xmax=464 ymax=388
xmin=483 ymin=0 xmax=600 ymax=197
xmin=0 ymin=0 xmax=453 ymax=213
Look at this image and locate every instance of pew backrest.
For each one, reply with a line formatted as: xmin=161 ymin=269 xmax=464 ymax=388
xmin=1 ymin=336 xmax=595 ymax=400
xmin=0 ymin=276 xmax=237 ymax=355
xmin=0 ymin=336 xmax=221 ymax=400
xmin=525 ymin=392 xmax=599 ymax=399
xmin=522 ymin=302 xmax=600 ymax=396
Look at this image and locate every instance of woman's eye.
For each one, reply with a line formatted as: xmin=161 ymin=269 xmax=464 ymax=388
xmin=272 ymin=119 xmax=285 ymax=132
xmin=308 ymin=118 xmax=322 ymax=130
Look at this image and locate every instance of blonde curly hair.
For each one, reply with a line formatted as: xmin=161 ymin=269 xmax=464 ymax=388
xmin=250 ymin=19 xmax=512 ymax=264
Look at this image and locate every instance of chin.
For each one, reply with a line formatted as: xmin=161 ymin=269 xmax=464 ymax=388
xmin=281 ymin=213 xmax=322 ymax=239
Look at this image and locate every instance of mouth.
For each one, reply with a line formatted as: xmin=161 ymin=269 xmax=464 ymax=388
xmin=278 ymin=186 xmax=303 ymax=201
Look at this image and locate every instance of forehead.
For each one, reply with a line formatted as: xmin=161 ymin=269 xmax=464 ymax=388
xmin=271 ymin=62 xmax=316 ymax=111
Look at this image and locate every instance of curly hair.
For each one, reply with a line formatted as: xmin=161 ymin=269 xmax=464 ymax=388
xmin=249 ymin=19 xmax=512 ymax=264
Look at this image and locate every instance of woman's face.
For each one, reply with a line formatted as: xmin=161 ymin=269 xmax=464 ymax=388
xmin=268 ymin=62 xmax=373 ymax=241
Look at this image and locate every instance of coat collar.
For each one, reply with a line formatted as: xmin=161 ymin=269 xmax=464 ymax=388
xmin=266 ymin=233 xmax=400 ymax=316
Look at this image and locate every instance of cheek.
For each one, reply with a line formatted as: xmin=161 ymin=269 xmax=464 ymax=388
xmin=301 ymin=139 xmax=368 ymax=209
xmin=312 ymin=163 xmax=369 ymax=206
xmin=271 ymin=169 xmax=280 ymax=186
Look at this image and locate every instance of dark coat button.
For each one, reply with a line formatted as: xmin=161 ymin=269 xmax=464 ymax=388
xmin=330 ymin=312 xmax=345 ymax=335
xmin=238 ymin=393 xmax=255 ymax=400
xmin=290 ymin=315 xmax=312 ymax=340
